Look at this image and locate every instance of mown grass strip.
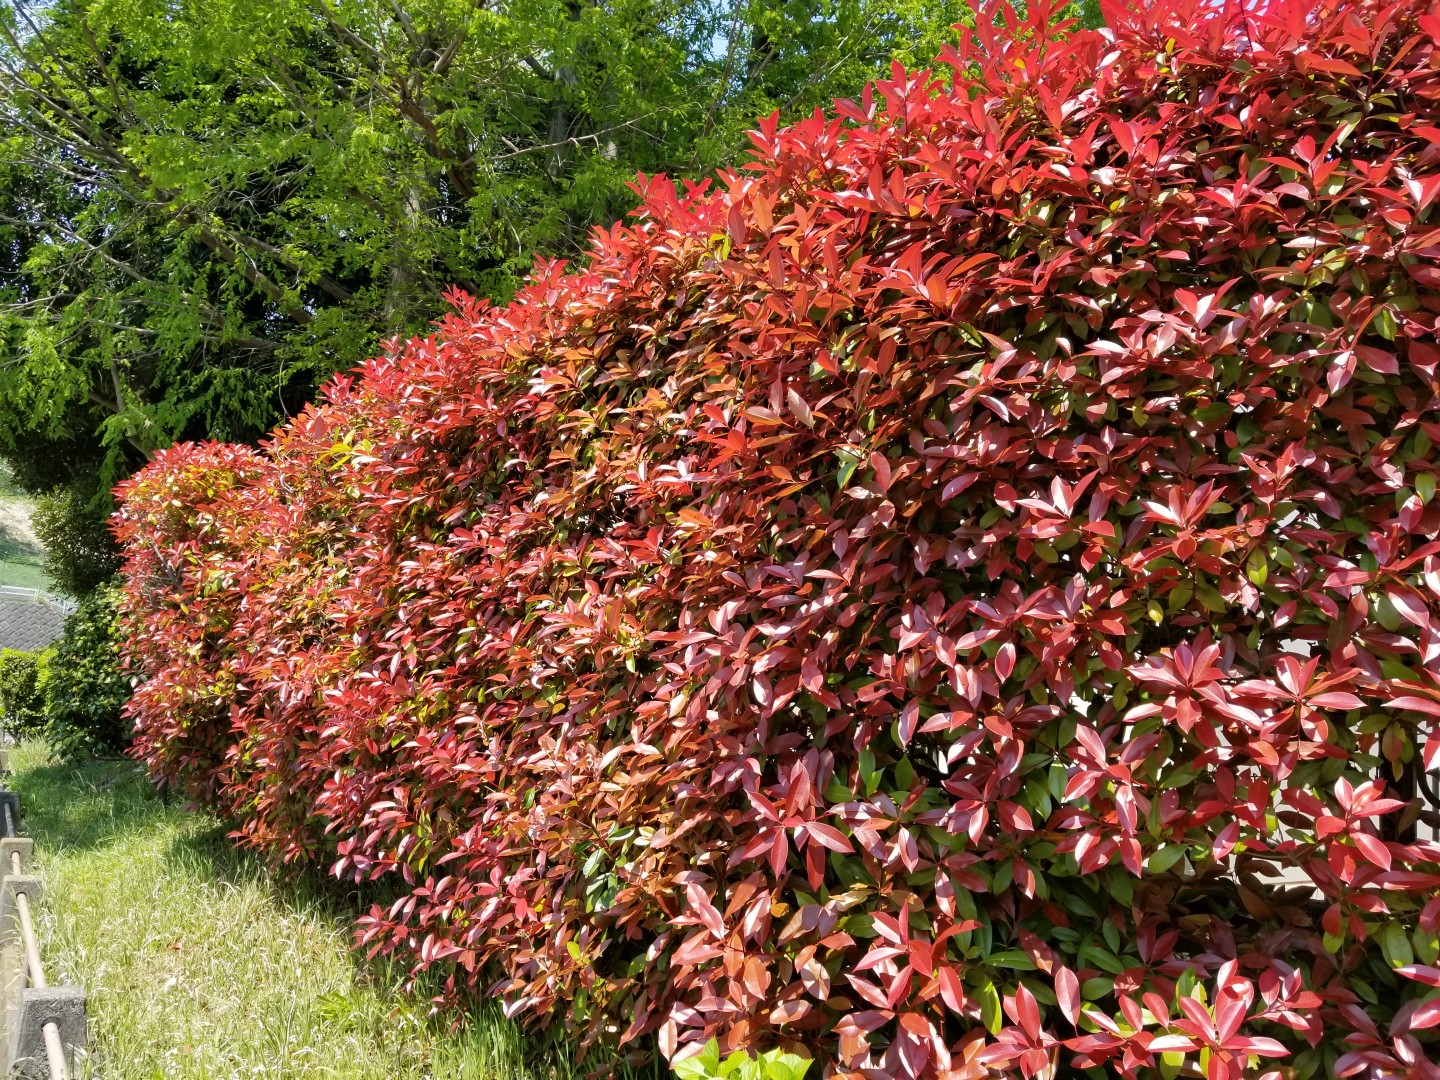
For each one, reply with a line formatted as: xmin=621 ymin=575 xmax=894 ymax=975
xmin=8 ymin=742 xmax=642 ymax=1080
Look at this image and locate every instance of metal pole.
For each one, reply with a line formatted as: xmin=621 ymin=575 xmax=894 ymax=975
xmin=41 ymin=1023 xmax=66 ymax=1080
xmin=3 ymin=804 xmax=68 ymax=1079
xmin=15 ymin=889 xmax=44 ymax=989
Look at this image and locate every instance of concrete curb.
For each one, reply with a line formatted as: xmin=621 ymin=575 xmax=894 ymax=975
xmin=0 ymin=789 xmax=86 ymax=1077
xmin=7 ymin=988 xmax=85 ymax=1080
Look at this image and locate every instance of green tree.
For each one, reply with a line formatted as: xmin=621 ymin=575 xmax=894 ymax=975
xmin=0 ymin=0 xmax=989 ymax=494
xmin=40 ymin=581 xmax=128 ymax=759
xmin=30 ymin=483 xmax=120 ymax=596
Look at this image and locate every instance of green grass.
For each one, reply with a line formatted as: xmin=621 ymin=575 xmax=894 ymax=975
xmin=7 ymin=742 xmax=652 ymax=1080
xmin=0 ymin=492 xmax=46 ymax=593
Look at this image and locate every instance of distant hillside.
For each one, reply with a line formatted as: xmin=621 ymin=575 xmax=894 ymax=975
xmin=0 ymin=474 xmax=47 ymax=593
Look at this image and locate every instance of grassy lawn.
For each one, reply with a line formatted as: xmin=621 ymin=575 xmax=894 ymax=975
xmin=7 ymin=741 xmax=642 ymax=1080
xmin=0 ymin=482 xmax=47 ymax=593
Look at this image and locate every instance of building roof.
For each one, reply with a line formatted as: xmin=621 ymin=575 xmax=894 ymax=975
xmin=0 ymin=590 xmax=69 ymax=652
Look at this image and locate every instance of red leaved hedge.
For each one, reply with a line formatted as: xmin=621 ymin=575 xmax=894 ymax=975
xmin=115 ymin=1 xmax=1440 ymax=1075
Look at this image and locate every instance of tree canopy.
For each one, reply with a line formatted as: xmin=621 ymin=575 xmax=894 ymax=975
xmin=0 ymin=0 xmax=1021 ymax=498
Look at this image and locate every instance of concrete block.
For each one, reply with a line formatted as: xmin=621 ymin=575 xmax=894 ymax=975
xmin=0 ymin=790 xmax=19 ymax=837
xmin=0 ymin=877 xmax=40 ymax=946
xmin=6 ymin=985 xmax=86 ymax=1079
xmin=0 ymin=838 xmax=32 ymax=875
xmin=0 ymin=749 xmax=11 ymax=774
xmin=0 ymin=942 xmax=22 ymax=1070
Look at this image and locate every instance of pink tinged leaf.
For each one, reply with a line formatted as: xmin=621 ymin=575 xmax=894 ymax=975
xmin=770 ymin=999 xmax=811 ymax=1025
xmin=1148 ymin=1035 xmax=1201 ymax=1052
xmin=1396 ymin=965 xmax=1440 ymax=988
xmin=752 ymin=674 xmax=774 ymax=708
xmin=1328 ymin=350 xmax=1356 ymax=394
xmin=1115 ymin=785 xmax=1137 ymax=834
xmin=658 ymin=1019 xmax=678 ymax=1061
xmin=1383 ymin=695 xmax=1440 ymax=718
xmin=800 ymin=652 xmax=823 ymax=693
xmin=896 ymin=1013 xmax=933 ymax=1078
xmin=1387 ymin=589 xmax=1429 ymax=629
xmin=938 ymin=966 xmax=967 ymax=1013
xmin=1407 ymin=1000 xmax=1440 ymax=1030
xmin=1352 ymin=831 xmax=1393 ymax=871
xmin=1179 ymin=995 xmax=1218 ymax=1040
xmin=845 ymin=974 xmax=893 ymax=1009
xmin=1315 ymin=815 xmax=1347 ymax=839
xmin=672 ymin=931 xmax=725 ymax=967
xmin=684 ymin=883 xmax=726 ymax=939
xmin=1056 ymin=966 xmax=1081 ymax=1025
xmin=1355 ymin=345 xmax=1399 ymax=374
xmin=1216 ymin=992 xmax=1248 ymax=1043
xmin=995 ymin=641 xmax=1016 ymax=682
xmin=1310 ymin=692 xmax=1364 ymax=710
xmin=870 ymin=452 xmax=892 ymax=493
xmin=805 ymin=822 xmax=853 ymax=852
xmin=800 ymin=956 xmax=831 ymax=1000
xmin=768 ymin=832 xmax=788 ymax=877
xmin=1120 ymin=837 xmax=1143 ymax=877
xmin=898 ymin=698 xmax=920 ymax=747
xmin=1212 ymin=820 xmax=1239 ymax=861
xmin=1110 ymin=119 xmax=1142 ymax=155
xmin=1229 ymin=1037 xmax=1289 ymax=1057
xmin=941 ymin=473 xmax=977 ymax=502
xmin=786 ymin=387 xmax=814 ymax=428
xmin=1076 ymin=722 xmax=1112 ymax=761
xmin=1014 ymin=984 xmax=1042 ymax=1041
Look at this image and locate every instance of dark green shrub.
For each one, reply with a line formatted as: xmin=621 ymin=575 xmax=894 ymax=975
xmin=42 ymin=582 xmax=129 ymax=759
xmin=31 ymin=484 xmax=121 ymax=598
xmin=0 ymin=649 xmax=47 ymax=740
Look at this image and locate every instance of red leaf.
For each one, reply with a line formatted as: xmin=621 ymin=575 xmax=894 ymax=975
xmin=1055 ymin=966 xmax=1080 ymax=1025
xmin=1013 ymin=984 xmax=1042 ymax=1041
xmin=1396 ymin=965 xmax=1440 ymax=988
xmin=1351 ymin=831 xmax=1392 ymax=871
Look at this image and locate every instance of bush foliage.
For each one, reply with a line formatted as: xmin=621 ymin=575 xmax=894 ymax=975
xmin=116 ymin=1 xmax=1440 ymax=1076
xmin=0 ymin=649 xmax=46 ymax=741
xmin=42 ymin=583 xmax=130 ymax=760
xmin=31 ymin=485 xmax=123 ymax=598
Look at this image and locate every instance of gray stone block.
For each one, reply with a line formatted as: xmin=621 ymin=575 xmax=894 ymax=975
xmin=7 ymin=985 xmax=86 ymax=1079
xmin=0 ymin=749 xmax=11 ymax=774
xmin=0 ymin=877 xmax=40 ymax=946
xmin=0 ymin=837 xmax=32 ymax=874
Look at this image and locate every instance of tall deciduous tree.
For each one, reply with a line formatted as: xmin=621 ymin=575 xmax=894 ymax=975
xmin=0 ymin=0 xmax=989 ymax=497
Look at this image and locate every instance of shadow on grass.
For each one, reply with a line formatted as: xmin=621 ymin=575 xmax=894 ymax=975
xmin=8 ymin=754 xmax=159 ymax=852
xmin=9 ymin=750 xmax=663 ymax=1080
xmin=164 ymin=813 xmax=665 ymax=1080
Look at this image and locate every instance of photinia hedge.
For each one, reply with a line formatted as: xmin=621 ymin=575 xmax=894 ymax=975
xmin=115 ymin=1 xmax=1440 ymax=1076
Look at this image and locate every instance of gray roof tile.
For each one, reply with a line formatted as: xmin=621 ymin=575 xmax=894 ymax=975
xmin=0 ymin=596 xmax=68 ymax=652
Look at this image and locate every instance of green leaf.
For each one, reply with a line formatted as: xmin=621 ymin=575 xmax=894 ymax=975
xmin=673 ymin=1041 xmax=722 ymax=1080
xmin=758 ymin=1050 xmax=812 ymax=1080
xmin=1245 ymin=548 xmax=1269 ymax=586
xmin=1380 ymin=921 xmax=1414 ymax=968
xmin=977 ymin=976 xmax=1003 ymax=1034
xmin=1417 ymin=472 xmax=1436 ymax=506
xmin=1147 ymin=843 xmax=1186 ymax=873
